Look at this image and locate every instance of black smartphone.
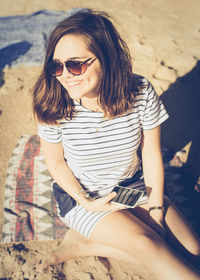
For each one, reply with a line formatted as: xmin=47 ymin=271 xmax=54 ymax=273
xmin=111 ymin=185 xmax=144 ymax=208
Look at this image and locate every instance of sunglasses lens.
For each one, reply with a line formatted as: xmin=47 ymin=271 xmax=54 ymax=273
xmin=48 ymin=61 xmax=63 ymax=76
xmin=48 ymin=58 xmax=93 ymax=76
xmin=66 ymin=61 xmax=83 ymax=75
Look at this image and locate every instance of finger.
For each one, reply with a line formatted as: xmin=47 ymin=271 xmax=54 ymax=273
xmin=98 ymin=192 xmax=116 ymax=204
xmin=110 ymin=202 xmax=127 ymax=211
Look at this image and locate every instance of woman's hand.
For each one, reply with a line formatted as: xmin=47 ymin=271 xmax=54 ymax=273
xmin=81 ymin=192 xmax=126 ymax=212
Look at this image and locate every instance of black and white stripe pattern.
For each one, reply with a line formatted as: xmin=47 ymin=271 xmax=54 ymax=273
xmin=38 ymin=75 xmax=169 ymax=196
xmin=61 ymin=205 xmax=111 ymax=238
xmin=58 ymin=174 xmax=148 ymax=238
xmin=38 ymin=75 xmax=169 ymax=238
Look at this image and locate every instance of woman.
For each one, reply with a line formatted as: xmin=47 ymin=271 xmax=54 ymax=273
xmin=33 ymin=10 xmax=200 ymax=279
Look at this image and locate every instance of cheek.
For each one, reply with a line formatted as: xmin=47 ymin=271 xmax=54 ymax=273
xmin=89 ymin=66 xmax=102 ymax=83
xmin=93 ymin=70 xmax=102 ymax=86
xmin=95 ymin=65 xmax=103 ymax=82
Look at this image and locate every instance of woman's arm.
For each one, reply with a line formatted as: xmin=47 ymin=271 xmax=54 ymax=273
xmin=40 ymin=138 xmax=118 ymax=212
xmin=40 ymin=138 xmax=86 ymax=202
xmin=141 ymin=125 xmax=165 ymax=223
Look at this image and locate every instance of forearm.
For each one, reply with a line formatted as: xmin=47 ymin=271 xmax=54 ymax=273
xmin=46 ymin=159 xmax=87 ymax=204
xmin=141 ymin=126 xmax=165 ymax=210
xmin=142 ymin=152 xmax=165 ymax=208
xmin=46 ymin=159 xmax=118 ymax=213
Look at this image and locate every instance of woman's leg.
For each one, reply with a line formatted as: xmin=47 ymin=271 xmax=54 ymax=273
xmin=164 ymin=197 xmax=200 ymax=256
xmin=132 ymin=197 xmax=200 ymax=259
xmin=39 ymin=228 xmax=138 ymax=267
xmin=39 ymin=198 xmax=200 ymax=278
xmin=56 ymin=197 xmax=199 ymax=265
xmin=89 ymin=209 xmax=200 ymax=280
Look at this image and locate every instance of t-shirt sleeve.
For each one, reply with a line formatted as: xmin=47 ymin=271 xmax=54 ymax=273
xmin=142 ymin=79 xmax=169 ymax=130
xmin=38 ymin=123 xmax=62 ymax=143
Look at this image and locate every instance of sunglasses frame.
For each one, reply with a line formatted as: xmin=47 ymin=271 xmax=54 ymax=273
xmin=48 ymin=57 xmax=96 ymax=77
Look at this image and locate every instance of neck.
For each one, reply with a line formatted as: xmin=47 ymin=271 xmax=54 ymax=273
xmin=79 ymin=96 xmax=103 ymax=112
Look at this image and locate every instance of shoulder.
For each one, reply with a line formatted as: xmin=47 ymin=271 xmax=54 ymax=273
xmin=132 ymin=74 xmax=158 ymax=109
xmin=133 ymin=74 xmax=154 ymax=94
xmin=131 ymin=74 xmax=152 ymax=106
xmin=38 ymin=121 xmax=63 ymax=143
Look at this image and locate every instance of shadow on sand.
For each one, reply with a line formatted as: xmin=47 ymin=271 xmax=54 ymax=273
xmin=161 ymin=60 xmax=200 ymax=235
xmin=0 ymin=40 xmax=32 ymax=89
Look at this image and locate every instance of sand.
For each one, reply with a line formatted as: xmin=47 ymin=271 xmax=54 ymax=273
xmin=0 ymin=0 xmax=200 ymax=279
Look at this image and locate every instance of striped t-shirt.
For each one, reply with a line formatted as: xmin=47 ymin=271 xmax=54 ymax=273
xmin=38 ymin=75 xmax=169 ymax=196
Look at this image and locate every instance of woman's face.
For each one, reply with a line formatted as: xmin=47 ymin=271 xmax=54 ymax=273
xmin=53 ymin=34 xmax=102 ymax=100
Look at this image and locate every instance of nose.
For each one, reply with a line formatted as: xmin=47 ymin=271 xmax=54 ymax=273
xmin=62 ymin=64 xmax=73 ymax=78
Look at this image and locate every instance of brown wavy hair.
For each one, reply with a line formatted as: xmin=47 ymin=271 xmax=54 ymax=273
xmin=33 ymin=10 xmax=142 ymax=124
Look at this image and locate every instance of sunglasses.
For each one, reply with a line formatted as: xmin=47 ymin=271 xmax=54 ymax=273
xmin=47 ymin=57 xmax=96 ymax=77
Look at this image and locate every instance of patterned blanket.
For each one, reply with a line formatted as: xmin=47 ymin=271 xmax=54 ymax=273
xmin=1 ymin=135 xmax=67 ymax=243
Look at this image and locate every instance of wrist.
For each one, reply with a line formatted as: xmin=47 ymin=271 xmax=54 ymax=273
xmin=149 ymin=206 xmax=164 ymax=213
xmin=149 ymin=206 xmax=164 ymax=222
xmin=75 ymin=189 xmax=90 ymax=204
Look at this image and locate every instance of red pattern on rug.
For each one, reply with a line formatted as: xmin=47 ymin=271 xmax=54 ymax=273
xmin=2 ymin=135 xmax=67 ymax=243
xmin=15 ymin=135 xmax=40 ymax=240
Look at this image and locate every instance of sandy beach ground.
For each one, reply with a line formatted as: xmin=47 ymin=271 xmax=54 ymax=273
xmin=0 ymin=0 xmax=200 ymax=279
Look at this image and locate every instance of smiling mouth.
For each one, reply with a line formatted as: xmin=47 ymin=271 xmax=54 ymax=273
xmin=67 ymin=81 xmax=82 ymax=86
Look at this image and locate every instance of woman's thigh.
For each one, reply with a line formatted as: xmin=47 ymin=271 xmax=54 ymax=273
xmin=89 ymin=208 xmax=163 ymax=257
xmin=132 ymin=197 xmax=200 ymax=255
xmin=163 ymin=197 xmax=200 ymax=254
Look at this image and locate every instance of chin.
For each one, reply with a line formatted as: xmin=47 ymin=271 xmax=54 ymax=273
xmin=67 ymin=90 xmax=86 ymax=100
xmin=68 ymin=88 xmax=96 ymax=100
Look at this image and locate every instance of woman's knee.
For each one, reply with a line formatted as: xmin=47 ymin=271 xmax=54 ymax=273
xmin=189 ymin=240 xmax=200 ymax=256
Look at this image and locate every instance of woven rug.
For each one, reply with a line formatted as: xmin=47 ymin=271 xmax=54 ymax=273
xmin=1 ymin=134 xmax=67 ymax=243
